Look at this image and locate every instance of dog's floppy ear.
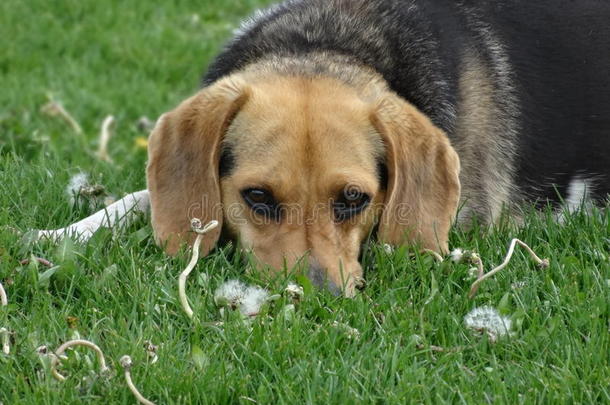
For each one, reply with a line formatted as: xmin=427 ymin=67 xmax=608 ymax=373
xmin=371 ymin=94 xmax=461 ymax=253
xmin=147 ymin=77 xmax=249 ymax=255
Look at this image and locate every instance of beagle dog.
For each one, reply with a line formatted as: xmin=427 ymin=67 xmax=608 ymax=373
xmin=144 ymin=0 xmax=609 ymax=295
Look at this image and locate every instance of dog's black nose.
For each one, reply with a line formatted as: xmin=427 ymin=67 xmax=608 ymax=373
xmin=307 ymin=260 xmax=341 ymax=296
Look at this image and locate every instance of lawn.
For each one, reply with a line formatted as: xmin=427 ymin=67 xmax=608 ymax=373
xmin=1 ymin=0 xmax=609 ymax=403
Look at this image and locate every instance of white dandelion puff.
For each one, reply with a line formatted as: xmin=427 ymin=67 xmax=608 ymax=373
xmin=214 ymin=280 xmax=269 ymax=318
xmin=450 ymin=248 xmax=465 ymax=263
xmin=464 ymin=306 xmax=512 ymax=342
xmin=35 ymin=345 xmax=49 ymax=355
xmin=467 ymin=267 xmax=479 ymax=279
xmin=213 ymin=279 xmax=247 ymax=309
xmin=383 ymin=244 xmax=394 ymax=254
xmin=240 ymin=285 xmax=269 ymax=317
xmin=331 ymin=321 xmax=361 ymax=340
xmin=284 ymin=283 xmax=304 ymax=300
xmin=143 ymin=340 xmax=158 ymax=365
xmin=66 ymin=172 xmax=106 ymax=209
xmin=66 ymin=172 xmax=90 ymax=205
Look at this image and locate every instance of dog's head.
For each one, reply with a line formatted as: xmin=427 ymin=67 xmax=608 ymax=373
xmin=146 ymin=73 xmax=460 ymax=296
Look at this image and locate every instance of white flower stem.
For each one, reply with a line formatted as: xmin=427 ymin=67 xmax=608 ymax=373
xmin=96 ymin=115 xmax=115 ymax=162
xmin=49 ymin=339 xmax=156 ymax=404
xmin=40 ymin=100 xmax=83 ymax=135
xmin=469 ymin=239 xmax=549 ymax=298
xmin=0 ymin=328 xmax=9 ymax=355
xmin=421 ymin=249 xmax=444 ymax=262
xmin=0 ymin=281 xmax=6 ymax=307
xmin=0 ymin=281 xmax=9 ymax=354
xmin=50 ymin=339 xmax=109 ymax=381
xmin=178 ymin=219 xmax=219 ymax=319
xmin=120 ymin=355 xmax=156 ymax=405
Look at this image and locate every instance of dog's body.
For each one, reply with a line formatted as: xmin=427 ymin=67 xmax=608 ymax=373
xmin=145 ymin=0 xmax=610 ymax=295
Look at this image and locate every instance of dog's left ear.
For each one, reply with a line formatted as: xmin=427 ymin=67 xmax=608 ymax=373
xmin=371 ymin=93 xmax=461 ymax=253
xmin=147 ymin=76 xmax=249 ymax=255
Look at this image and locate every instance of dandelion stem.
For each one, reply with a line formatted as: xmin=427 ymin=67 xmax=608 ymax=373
xmin=0 ymin=328 xmax=9 ymax=355
xmin=0 ymin=281 xmax=7 ymax=307
xmin=50 ymin=339 xmax=109 ymax=381
xmin=40 ymin=100 xmax=83 ymax=135
xmin=179 ymin=219 xmax=219 ymax=319
xmin=120 ymin=355 xmax=156 ymax=405
xmin=19 ymin=257 xmax=55 ymax=267
xmin=470 ymin=252 xmax=485 ymax=279
xmin=0 ymin=281 xmax=9 ymax=355
xmin=49 ymin=340 xmax=157 ymax=404
xmin=469 ymin=239 xmax=549 ymax=298
xmin=421 ymin=249 xmax=444 ymax=262
xmin=96 ymin=115 xmax=115 ymax=162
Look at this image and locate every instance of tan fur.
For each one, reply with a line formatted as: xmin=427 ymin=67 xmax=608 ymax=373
xmin=147 ymin=77 xmax=249 ymax=255
xmin=147 ymin=70 xmax=461 ymax=296
xmin=371 ymin=93 xmax=461 ymax=253
xmin=221 ymin=75 xmax=384 ymax=296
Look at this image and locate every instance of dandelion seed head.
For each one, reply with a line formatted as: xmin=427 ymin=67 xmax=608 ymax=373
xmin=285 ymin=283 xmax=304 ymax=300
xmin=467 ymin=267 xmax=479 ymax=279
xmin=214 ymin=279 xmax=247 ymax=309
xmin=464 ymin=306 xmax=512 ymax=342
xmin=136 ymin=116 xmax=154 ymax=133
xmin=144 ymin=340 xmax=158 ymax=364
xmin=240 ymin=285 xmax=269 ymax=317
xmin=214 ymin=280 xmax=269 ymax=318
xmin=450 ymin=248 xmax=464 ymax=262
xmin=36 ymin=345 xmax=48 ymax=355
xmin=332 ymin=321 xmax=361 ymax=340
xmin=66 ymin=172 xmax=90 ymax=205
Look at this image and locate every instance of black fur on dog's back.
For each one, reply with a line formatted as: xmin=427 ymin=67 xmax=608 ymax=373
xmin=203 ymin=0 xmax=610 ymax=213
xmin=204 ymin=0 xmax=462 ymax=132
xmin=485 ymin=1 xmax=610 ymax=202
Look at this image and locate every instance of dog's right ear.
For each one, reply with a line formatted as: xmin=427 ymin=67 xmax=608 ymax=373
xmin=146 ymin=76 xmax=249 ymax=255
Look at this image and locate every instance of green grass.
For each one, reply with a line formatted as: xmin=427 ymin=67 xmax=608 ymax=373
xmin=1 ymin=0 xmax=609 ymax=403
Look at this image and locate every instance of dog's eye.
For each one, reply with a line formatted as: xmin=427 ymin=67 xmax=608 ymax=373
xmin=241 ymin=188 xmax=280 ymax=220
xmin=333 ymin=187 xmax=371 ymax=221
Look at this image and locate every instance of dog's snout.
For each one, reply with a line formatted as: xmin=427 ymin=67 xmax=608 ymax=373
xmin=307 ymin=260 xmax=341 ymax=296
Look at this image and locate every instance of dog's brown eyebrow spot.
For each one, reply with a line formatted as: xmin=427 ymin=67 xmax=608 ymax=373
xmin=219 ymin=146 xmax=235 ymax=178
xmin=376 ymin=159 xmax=388 ymax=189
